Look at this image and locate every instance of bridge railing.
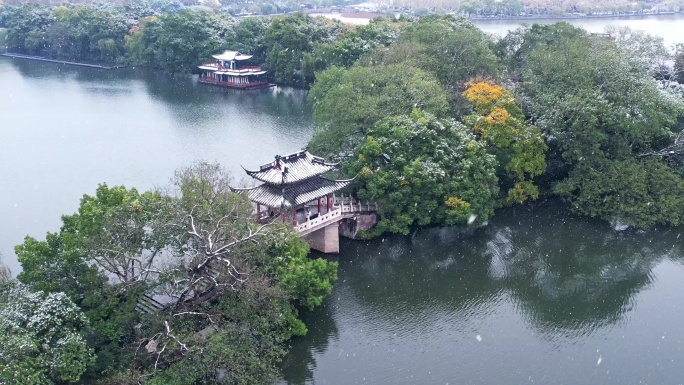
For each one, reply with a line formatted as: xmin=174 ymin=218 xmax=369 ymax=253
xmin=331 ymin=195 xmax=378 ymax=214
xmin=295 ymin=207 xmax=342 ymax=235
xmin=253 ymin=195 xmax=378 ymax=235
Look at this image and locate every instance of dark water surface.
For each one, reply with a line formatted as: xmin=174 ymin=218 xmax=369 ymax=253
xmin=280 ymin=201 xmax=684 ymax=384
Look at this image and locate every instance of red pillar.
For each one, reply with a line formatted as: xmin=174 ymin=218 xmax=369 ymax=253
xmin=281 ymin=211 xmax=285 ymax=223
xmin=292 ymin=207 xmax=297 ymax=226
xmin=317 ymin=198 xmax=321 ymax=214
xmin=326 ymin=195 xmax=331 ymax=213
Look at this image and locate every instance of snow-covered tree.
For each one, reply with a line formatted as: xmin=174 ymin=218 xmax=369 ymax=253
xmin=0 ymin=285 xmax=94 ymax=385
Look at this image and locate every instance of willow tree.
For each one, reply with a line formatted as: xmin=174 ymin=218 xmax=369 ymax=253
xmin=46 ymin=5 xmax=130 ymax=62
xmin=263 ymin=13 xmax=343 ymax=87
xmin=125 ymin=10 xmax=236 ymax=73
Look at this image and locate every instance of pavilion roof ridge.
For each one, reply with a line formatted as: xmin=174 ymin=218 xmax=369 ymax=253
xmin=230 ymin=174 xmax=356 ymax=193
xmin=212 ymin=50 xmax=253 ymax=61
xmin=242 ymin=150 xmax=341 ymax=185
xmin=229 ymin=184 xmax=260 ymax=192
xmin=319 ymin=174 xmax=357 ymax=183
xmin=243 ymin=150 xmax=339 ymax=172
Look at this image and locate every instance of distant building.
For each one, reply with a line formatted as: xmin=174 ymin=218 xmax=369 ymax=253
xmin=197 ymin=50 xmax=273 ymax=89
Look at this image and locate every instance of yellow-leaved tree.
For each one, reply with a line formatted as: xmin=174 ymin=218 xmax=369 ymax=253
xmin=462 ymin=80 xmax=547 ymax=204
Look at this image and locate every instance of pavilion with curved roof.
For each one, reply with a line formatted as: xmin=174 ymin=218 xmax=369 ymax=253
xmin=232 ymin=150 xmax=378 ymax=253
xmin=198 ymin=50 xmax=273 ymax=89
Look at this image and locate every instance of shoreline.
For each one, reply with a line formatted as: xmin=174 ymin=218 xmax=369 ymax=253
xmin=306 ymin=9 xmax=683 ymax=25
xmin=0 ymin=53 xmax=125 ymax=70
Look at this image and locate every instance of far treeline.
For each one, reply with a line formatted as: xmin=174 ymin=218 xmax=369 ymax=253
xmin=0 ymin=1 xmax=394 ymax=86
xmin=2 ymin=0 xmax=683 ymax=17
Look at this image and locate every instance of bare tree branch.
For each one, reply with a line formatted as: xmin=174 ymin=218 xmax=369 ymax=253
xmin=639 ymin=132 xmax=684 ymax=158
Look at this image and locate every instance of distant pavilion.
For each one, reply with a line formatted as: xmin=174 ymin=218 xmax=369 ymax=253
xmin=198 ymin=50 xmax=273 ymax=89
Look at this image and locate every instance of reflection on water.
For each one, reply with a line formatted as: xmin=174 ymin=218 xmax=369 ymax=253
xmin=5 ymin=58 xmax=312 ymax=129
xmin=280 ymin=300 xmax=339 ymax=385
xmin=281 ymin=200 xmax=684 ymax=384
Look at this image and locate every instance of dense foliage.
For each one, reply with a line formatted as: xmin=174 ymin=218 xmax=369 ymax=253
xmin=263 ymin=13 xmax=342 ymax=86
xmin=554 ymin=158 xmax=684 ymax=227
xmin=126 ymin=10 xmax=237 ymax=72
xmin=16 ymin=231 xmax=140 ymax=378
xmin=362 ymin=14 xmax=499 ymax=114
xmin=15 ymin=163 xmax=337 ymax=384
xmin=49 ymin=6 xmax=129 ymax=62
xmin=0 ymin=4 xmax=52 ymax=55
xmin=0 ymin=283 xmax=95 ymax=385
xmin=307 ymin=17 xmax=683 ymax=231
xmin=308 ymin=64 xmax=450 ymax=157
xmin=499 ymin=23 xmax=684 ymax=226
xmin=348 ymin=110 xmax=499 ymax=235
xmin=307 ymin=16 xmax=547 ymax=235
xmin=308 ymin=18 xmax=401 ymax=69
xmin=676 ymin=44 xmax=684 ymax=84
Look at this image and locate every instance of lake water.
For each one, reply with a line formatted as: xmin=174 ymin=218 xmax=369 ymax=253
xmin=1 ymin=14 xmax=684 ymax=384
xmin=473 ymin=13 xmax=684 ymax=48
xmin=315 ymin=13 xmax=684 ymax=48
xmin=280 ymin=201 xmax=684 ymax=384
xmin=0 ymin=58 xmax=313 ymax=274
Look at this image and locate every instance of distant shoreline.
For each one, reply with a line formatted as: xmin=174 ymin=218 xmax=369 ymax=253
xmin=468 ymin=11 xmax=681 ymax=22
xmin=307 ymin=9 xmax=683 ymax=23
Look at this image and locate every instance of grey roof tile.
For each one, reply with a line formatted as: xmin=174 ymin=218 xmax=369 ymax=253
xmin=243 ymin=150 xmax=340 ymax=185
xmin=236 ymin=176 xmax=355 ymax=208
